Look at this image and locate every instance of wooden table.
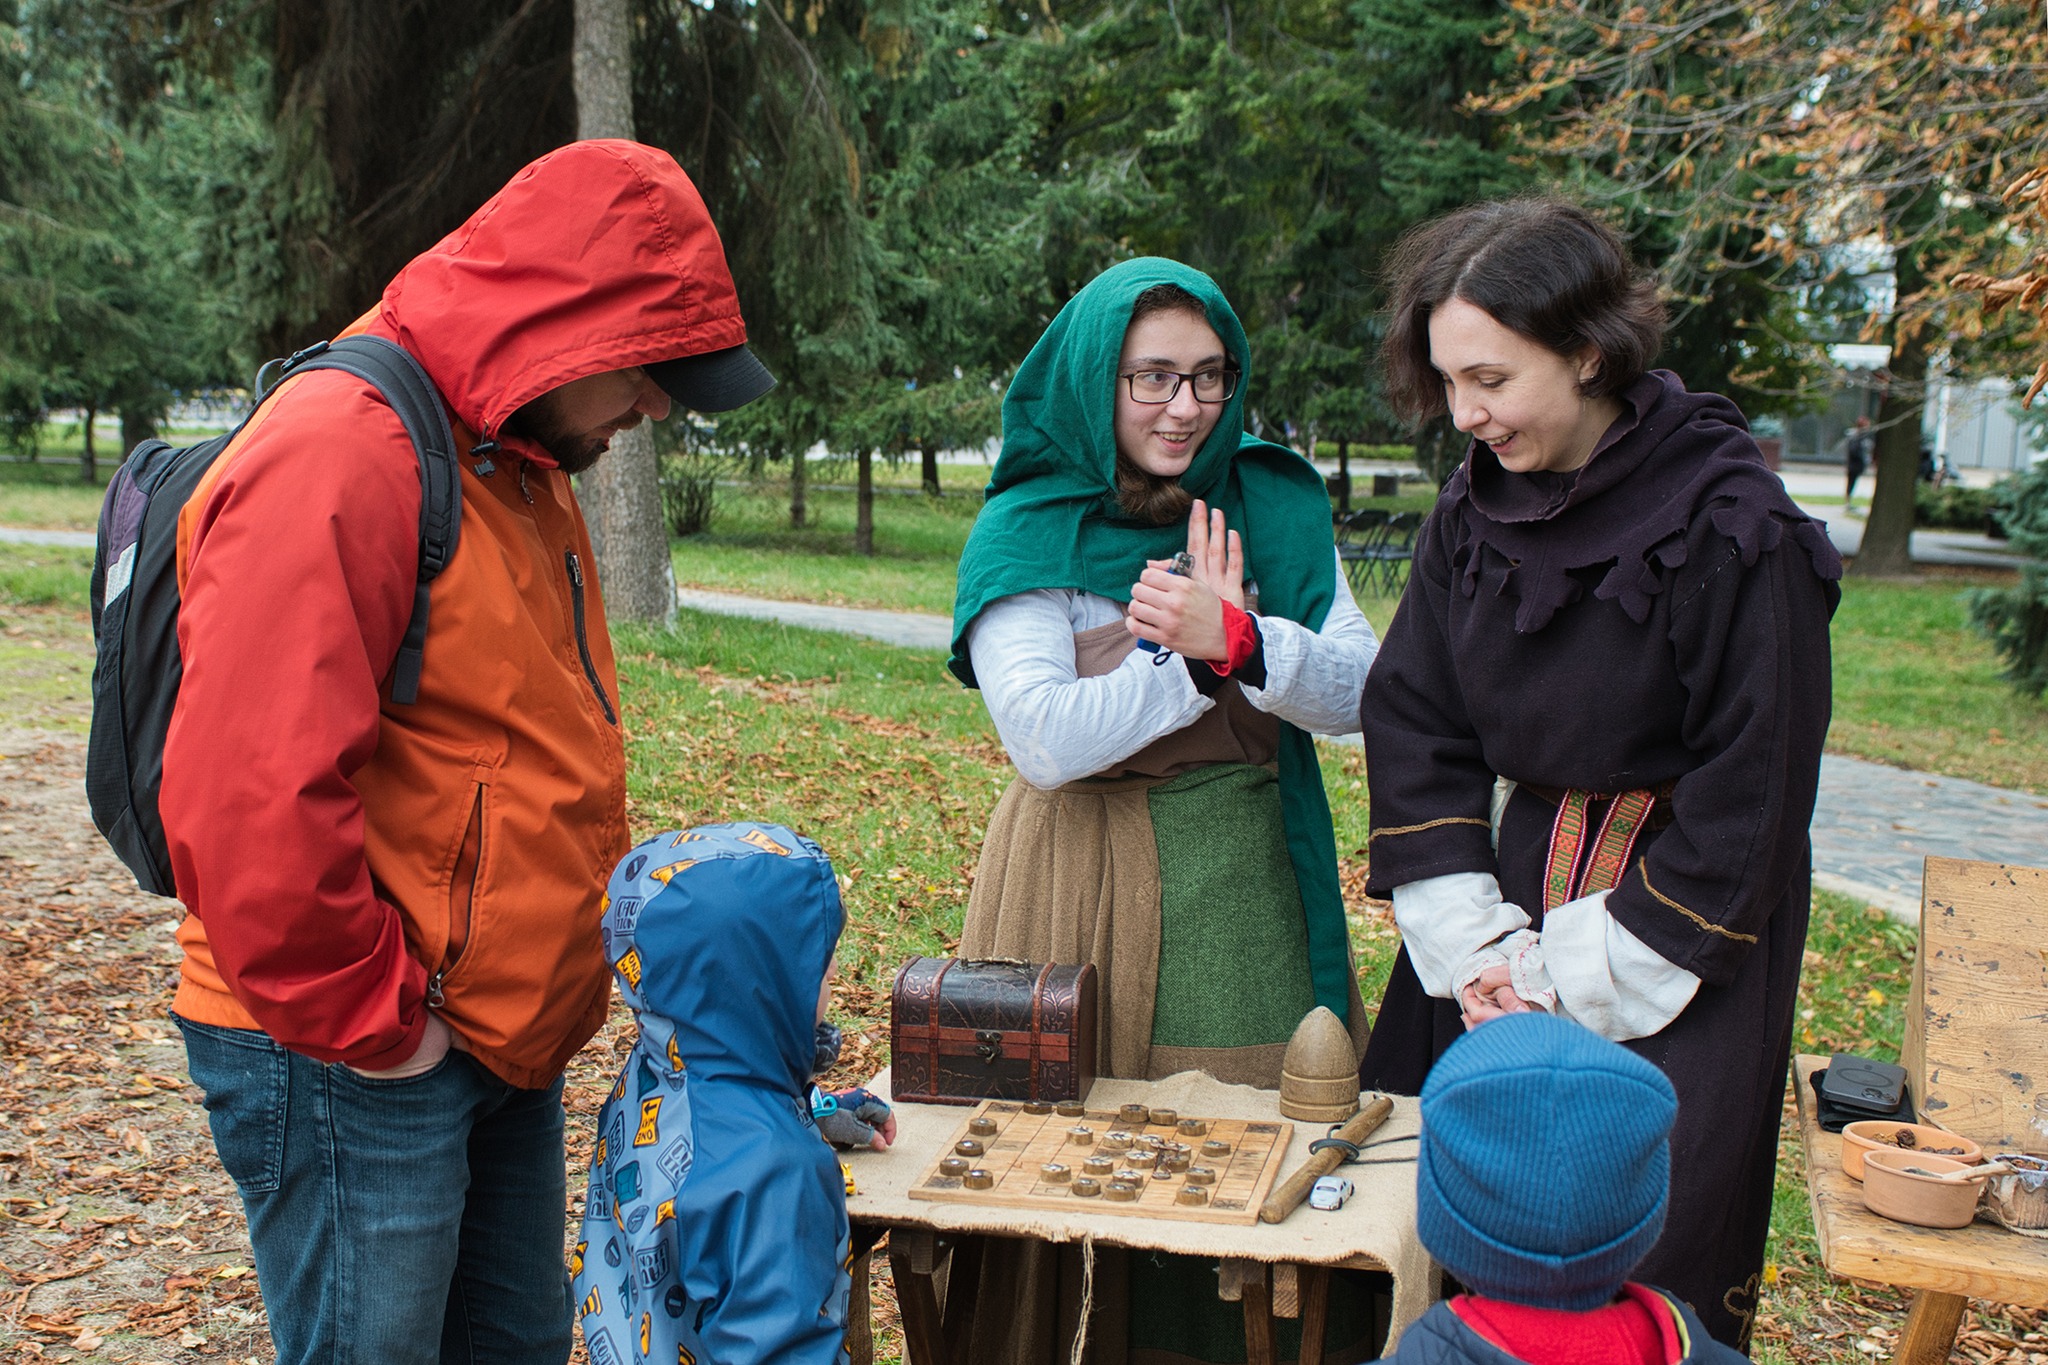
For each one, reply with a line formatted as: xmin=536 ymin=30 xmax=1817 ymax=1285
xmin=1792 ymin=1055 xmax=2048 ymax=1364
xmin=840 ymin=1069 xmax=1437 ymax=1365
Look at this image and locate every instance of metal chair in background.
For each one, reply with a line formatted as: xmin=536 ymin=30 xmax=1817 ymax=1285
xmin=1353 ymin=510 xmax=1420 ymax=596
xmin=1335 ymin=508 xmax=1390 ymax=596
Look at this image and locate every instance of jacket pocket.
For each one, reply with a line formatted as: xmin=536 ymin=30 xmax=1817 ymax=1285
xmin=431 ymin=779 xmax=488 ymax=1007
xmin=176 ymin=1018 xmax=288 ymax=1195
xmin=564 ymin=550 xmax=618 ymax=725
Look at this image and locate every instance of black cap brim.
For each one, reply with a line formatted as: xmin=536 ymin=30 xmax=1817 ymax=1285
xmin=646 ymin=344 xmax=777 ymax=414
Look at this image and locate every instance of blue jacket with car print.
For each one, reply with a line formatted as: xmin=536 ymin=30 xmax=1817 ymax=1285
xmin=573 ymin=822 xmax=850 ymax=1365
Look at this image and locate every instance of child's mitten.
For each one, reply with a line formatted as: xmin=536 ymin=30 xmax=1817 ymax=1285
xmin=812 ymin=1087 xmax=893 ymax=1150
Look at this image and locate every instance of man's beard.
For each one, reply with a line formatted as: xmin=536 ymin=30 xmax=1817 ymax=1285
xmin=504 ymin=397 xmax=609 ymax=474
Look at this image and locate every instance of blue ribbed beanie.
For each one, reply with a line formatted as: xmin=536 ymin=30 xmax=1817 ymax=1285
xmin=1415 ymin=1013 xmax=1676 ymax=1312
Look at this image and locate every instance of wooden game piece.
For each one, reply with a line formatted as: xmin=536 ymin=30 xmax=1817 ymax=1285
xmin=1083 ymin=1155 xmax=1116 ymax=1176
xmin=964 ymin=1169 xmax=995 ymax=1190
xmin=1201 ymin=1138 xmax=1232 ymax=1158
xmin=1177 ymin=1186 xmax=1209 ymax=1206
xmin=1280 ymin=1006 xmax=1363 ymax=1124
xmin=1102 ymin=1130 xmax=1133 ymax=1152
xmin=1041 ymin=1163 xmax=1070 ymax=1183
xmin=1120 ymin=1103 xmax=1152 ymax=1126
xmin=1071 ymin=1178 xmax=1101 ymax=1197
xmin=968 ymin=1116 xmax=999 ymax=1137
xmin=1123 ymin=1149 xmax=1158 ymax=1170
xmin=1105 ymin=1181 xmax=1140 ymax=1201
xmin=1186 ymin=1166 xmax=1217 ymax=1186
xmin=1067 ymin=1126 xmax=1094 ymax=1145
xmin=1024 ymin=1101 xmax=1054 ymax=1115
xmin=955 ymin=1138 xmax=986 ymax=1158
xmin=1177 ymin=1118 xmax=1208 ymax=1137
xmin=1161 ymin=1152 xmax=1191 ymax=1173
xmin=940 ymin=1157 xmax=970 ymax=1178
xmin=1056 ymin=1100 xmax=1086 ymax=1117
xmin=1150 ymin=1108 xmax=1178 ymax=1127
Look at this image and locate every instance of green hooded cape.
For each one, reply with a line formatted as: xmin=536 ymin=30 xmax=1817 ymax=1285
xmin=948 ymin=257 xmax=1353 ymax=1023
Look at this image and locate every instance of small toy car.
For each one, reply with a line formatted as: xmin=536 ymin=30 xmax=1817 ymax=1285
xmin=1308 ymin=1175 xmax=1354 ymax=1212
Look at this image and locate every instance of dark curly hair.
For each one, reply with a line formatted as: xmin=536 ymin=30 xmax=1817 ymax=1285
xmin=1114 ymin=282 xmax=1219 ymax=525
xmin=1379 ymin=198 xmax=1666 ymax=423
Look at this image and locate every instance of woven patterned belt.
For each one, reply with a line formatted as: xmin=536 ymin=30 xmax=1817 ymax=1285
xmin=1517 ymin=781 xmax=1677 ymax=914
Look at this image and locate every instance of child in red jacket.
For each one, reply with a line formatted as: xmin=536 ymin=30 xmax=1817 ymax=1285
xmin=1387 ymin=1013 xmax=1750 ymax=1364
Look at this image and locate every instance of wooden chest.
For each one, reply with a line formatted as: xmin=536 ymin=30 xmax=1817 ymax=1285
xmin=889 ymin=957 xmax=1097 ymax=1106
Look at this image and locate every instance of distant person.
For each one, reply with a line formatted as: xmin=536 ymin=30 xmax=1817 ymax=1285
xmin=1387 ymin=1013 xmax=1749 ymax=1364
xmin=1357 ymin=197 xmax=1840 ymax=1349
xmin=161 ymin=141 xmax=776 ymax=1364
xmin=1844 ymin=415 xmax=1874 ymax=506
xmin=573 ymin=823 xmax=892 ymax=1365
xmin=948 ymin=257 xmax=1381 ymax=1362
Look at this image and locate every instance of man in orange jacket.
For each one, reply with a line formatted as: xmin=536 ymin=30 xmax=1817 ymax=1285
xmin=163 ymin=140 xmax=774 ymax=1365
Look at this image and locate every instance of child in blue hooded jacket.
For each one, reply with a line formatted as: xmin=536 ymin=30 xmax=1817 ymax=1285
xmin=573 ymin=822 xmax=881 ymax=1365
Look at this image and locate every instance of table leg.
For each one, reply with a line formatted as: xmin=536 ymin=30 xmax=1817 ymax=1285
xmin=847 ymin=1250 xmax=874 ymax=1365
xmin=1296 ymin=1264 xmax=1330 ymax=1364
xmin=940 ymin=1235 xmax=985 ymax=1363
xmin=1240 ymin=1269 xmax=1278 ymax=1365
xmin=889 ymin=1231 xmax=950 ymax=1365
xmin=1892 ymin=1290 xmax=1968 ymax=1365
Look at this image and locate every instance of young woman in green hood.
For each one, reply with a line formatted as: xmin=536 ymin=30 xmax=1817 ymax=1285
xmin=947 ymin=259 xmax=1384 ymax=1364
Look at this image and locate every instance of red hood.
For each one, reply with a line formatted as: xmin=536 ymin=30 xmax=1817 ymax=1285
xmin=374 ymin=139 xmax=747 ymax=450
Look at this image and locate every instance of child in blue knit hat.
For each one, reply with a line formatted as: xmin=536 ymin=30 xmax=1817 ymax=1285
xmin=572 ymin=822 xmax=891 ymax=1365
xmin=1388 ymin=1013 xmax=1750 ymax=1363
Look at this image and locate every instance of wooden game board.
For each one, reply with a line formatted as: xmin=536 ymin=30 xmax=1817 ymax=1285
xmin=906 ymin=1099 xmax=1293 ymax=1226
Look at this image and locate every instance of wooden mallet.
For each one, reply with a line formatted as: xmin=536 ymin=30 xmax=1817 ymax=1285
xmin=1258 ymin=1094 xmax=1394 ymax=1224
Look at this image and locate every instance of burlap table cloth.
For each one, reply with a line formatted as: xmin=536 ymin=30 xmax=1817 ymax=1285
xmin=843 ymin=1068 xmax=1438 ymax=1347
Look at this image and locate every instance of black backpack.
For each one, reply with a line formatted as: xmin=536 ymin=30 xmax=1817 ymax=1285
xmin=87 ymin=336 xmax=461 ymax=897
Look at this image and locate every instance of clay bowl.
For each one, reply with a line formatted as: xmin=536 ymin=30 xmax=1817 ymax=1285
xmin=1840 ymin=1120 xmax=1983 ymax=1182
xmin=1860 ymin=1149 xmax=1987 ymax=1228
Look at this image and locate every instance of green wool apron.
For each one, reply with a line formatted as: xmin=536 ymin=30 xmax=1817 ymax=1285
xmin=950 ymin=259 xmax=1380 ymax=1365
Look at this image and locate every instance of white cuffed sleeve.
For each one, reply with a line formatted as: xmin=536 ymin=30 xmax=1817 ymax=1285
xmin=967 ymin=589 xmax=1212 ymax=789
xmin=1239 ymin=550 xmax=1379 ymax=737
xmin=1542 ymin=889 xmax=1702 ymax=1041
xmin=1391 ymin=871 xmax=1532 ymax=999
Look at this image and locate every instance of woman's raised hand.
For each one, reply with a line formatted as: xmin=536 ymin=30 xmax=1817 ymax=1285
xmin=1184 ymin=499 xmax=1245 ymax=610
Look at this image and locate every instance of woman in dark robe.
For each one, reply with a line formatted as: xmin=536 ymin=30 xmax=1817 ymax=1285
xmin=1355 ymin=198 xmax=1841 ymax=1351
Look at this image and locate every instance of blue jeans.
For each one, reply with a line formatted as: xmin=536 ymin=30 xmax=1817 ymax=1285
xmin=178 ymin=1017 xmax=573 ymax=1365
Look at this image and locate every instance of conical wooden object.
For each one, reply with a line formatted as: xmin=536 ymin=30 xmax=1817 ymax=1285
xmin=1279 ymin=1006 xmax=1361 ymax=1123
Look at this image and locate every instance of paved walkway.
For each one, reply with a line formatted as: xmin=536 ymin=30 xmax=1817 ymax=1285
xmin=668 ymin=588 xmax=2048 ymax=922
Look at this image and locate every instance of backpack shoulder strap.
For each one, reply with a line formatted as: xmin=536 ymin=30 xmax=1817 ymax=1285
xmin=278 ymin=336 xmax=462 ymax=704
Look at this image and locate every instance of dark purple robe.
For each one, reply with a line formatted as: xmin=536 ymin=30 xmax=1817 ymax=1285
xmin=1358 ymin=371 xmax=1841 ymax=1350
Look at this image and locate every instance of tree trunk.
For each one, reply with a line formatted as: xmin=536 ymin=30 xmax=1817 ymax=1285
xmin=572 ymin=0 xmax=674 ymax=625
xmin=1336 ymin=437 xmax=1351 ymax=514
xmin=81 ymin=404 xmax=96 ymax=484
xmin=789 ymin=445 xmax=807 ymax=528
xmin=856 ymin=448 xmax=875 ymax=555
xmin=1851 ymin=244 xmax=1931 ymax=578
xmin=120 ymin=407 xmax=155 ymax=453
xmin=921 ymin=437 xmax=941 ymax=497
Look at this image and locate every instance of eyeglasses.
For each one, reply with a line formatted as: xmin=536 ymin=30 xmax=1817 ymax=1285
xmin=1121 ymin=368 xmax=1239 ymax=405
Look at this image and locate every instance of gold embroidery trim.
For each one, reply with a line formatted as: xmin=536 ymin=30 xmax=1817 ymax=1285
xmin=1370 ymin=816 xmax=1491 ymax=842
xmin=1637 ymin=862 xmax=1758 ymax=943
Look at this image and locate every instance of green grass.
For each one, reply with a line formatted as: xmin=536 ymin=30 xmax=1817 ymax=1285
xmin=1829 ymin=570 xmax=2048 ymax=792
xmin=0 ymin=543 xmax=94 ymax=609
xmin=0 ymin=455 xmax=117 ymax=531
